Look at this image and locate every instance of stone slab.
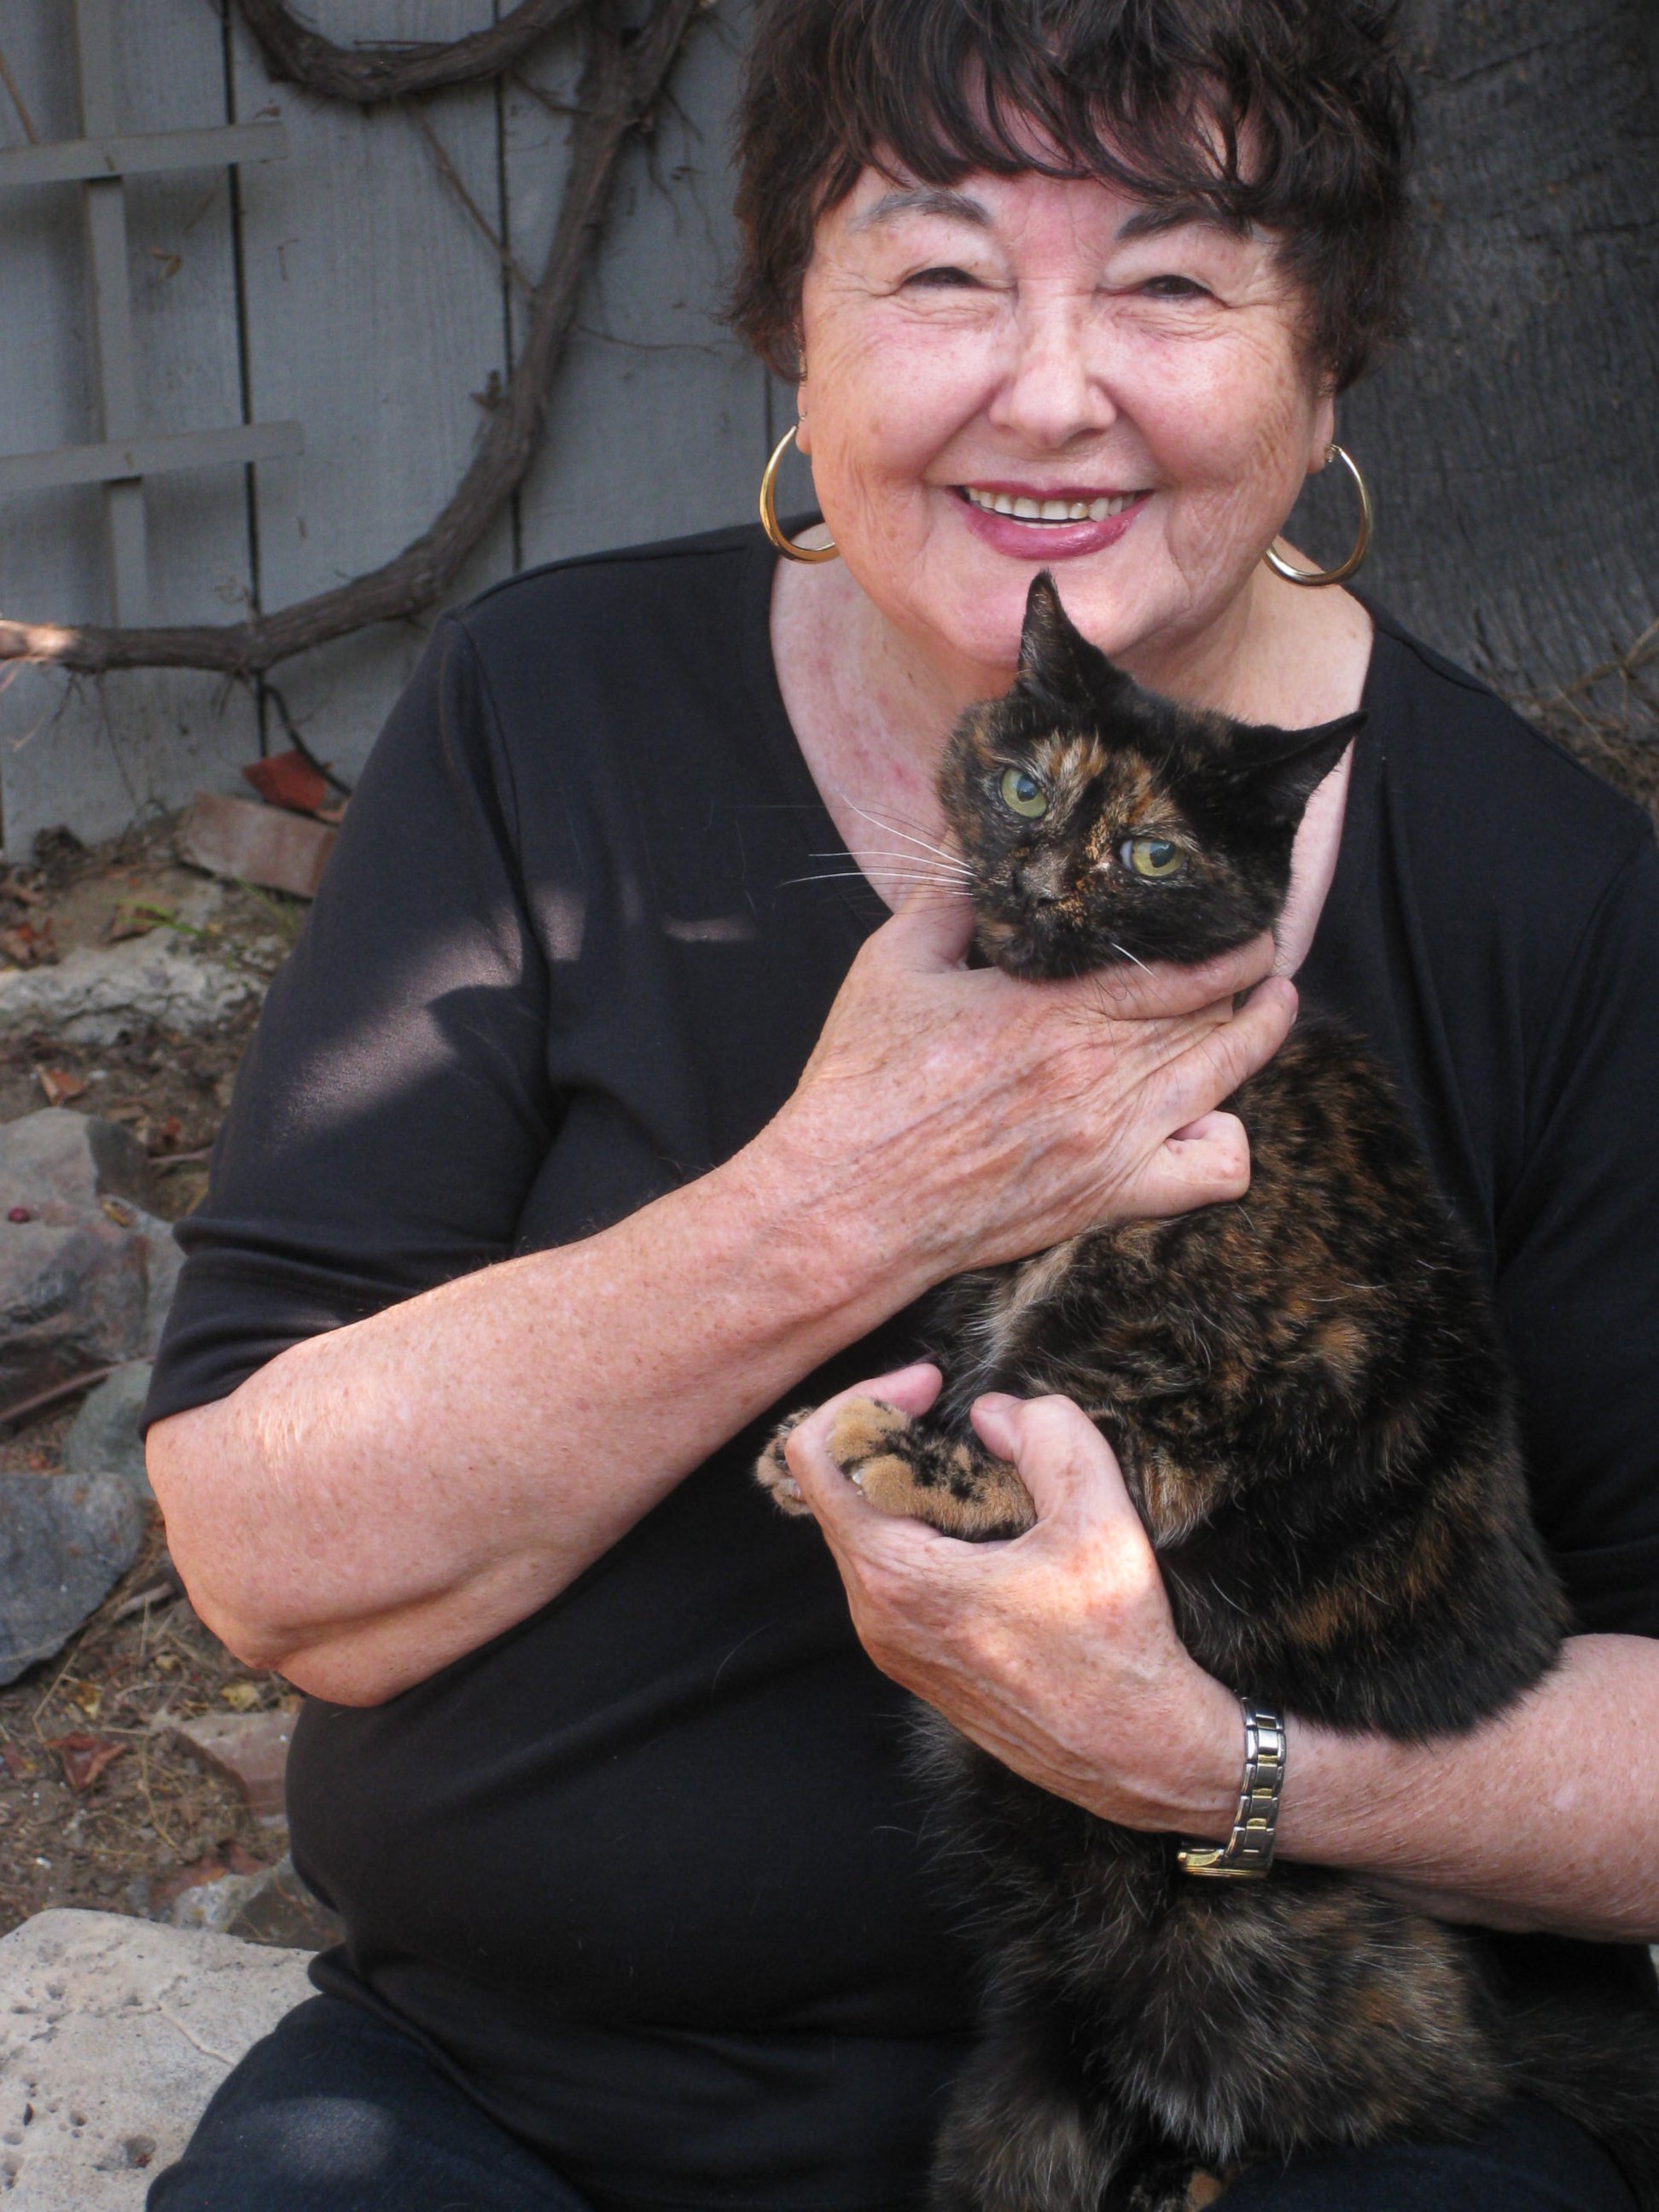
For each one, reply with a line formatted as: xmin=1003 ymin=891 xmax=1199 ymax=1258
xmin=172 ymin=1709 xmax=294 ymax=1824
xmin=178 ymin=793 xmax=335 ymax=901
xmin=0 ymin=939 xmax=259 ymax=1045
xmin=0 ymin=1908 xmax=313 ymax=2208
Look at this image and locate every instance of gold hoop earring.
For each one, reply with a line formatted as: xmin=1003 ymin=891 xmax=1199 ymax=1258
xmin=1264 ymin=444 xmax=1373 ymax=587
xmin=759 ymin=423 xmax=839 ymax=564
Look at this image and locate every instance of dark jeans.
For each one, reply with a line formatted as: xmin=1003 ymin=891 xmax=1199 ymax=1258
xmin=148 ymin=1992 xmax=1638 ymax=2212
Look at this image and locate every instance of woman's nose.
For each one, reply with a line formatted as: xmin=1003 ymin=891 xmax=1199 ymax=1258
xmin=988 ymin=296 xmax=1116 ymax=450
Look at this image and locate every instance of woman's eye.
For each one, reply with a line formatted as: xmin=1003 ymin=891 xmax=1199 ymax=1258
xmin=906 ymin=265 xmax=978 ymax=289
xmin=1000 ymin=768 xmax=1048 ymax=818
xmin=1122 ymin=835 xmax=1186 ymax=879
xmin=1138 ymin=274 xmax=1209 ymax=300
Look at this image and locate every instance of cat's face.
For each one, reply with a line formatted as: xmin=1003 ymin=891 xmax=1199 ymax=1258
xmin=938 ymin=573 xmax=1362 ymax=981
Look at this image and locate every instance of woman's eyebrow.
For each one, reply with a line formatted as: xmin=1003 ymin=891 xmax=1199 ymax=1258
xmin=1116 ymin=200 xmax=1249 ymax=242
xmin=849 ymin=185 xmax=993 ymax=232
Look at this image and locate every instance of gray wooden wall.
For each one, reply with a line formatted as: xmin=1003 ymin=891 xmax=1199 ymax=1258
xmin=0 ymin=0 xmax=804 ymax=858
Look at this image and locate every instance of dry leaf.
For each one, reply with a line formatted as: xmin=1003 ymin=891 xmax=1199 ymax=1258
xmin=46 ymin=1733 xmax=125 ymax=1790
xmin=242 ymin=748 xmax=330 ymax=817
xmin=71 ymin=1682 xmax=102 ymax=1721
xmin=36 ymin=1066 xmax=86 ymax=1107
xmin=219 ymin=1681 xmax=261 ymax=1712
xmin=0 ymin=920 xmax=51 ymax=968
xmin=101 ymin=1196 xmax=137 ymax=1227
xmin=0 ymin=1742 xmax=27 ymax=1781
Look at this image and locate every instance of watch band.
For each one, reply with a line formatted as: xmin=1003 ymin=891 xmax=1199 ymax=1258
xmin=1176 ymin=1698 xmax=1286 ymax=1879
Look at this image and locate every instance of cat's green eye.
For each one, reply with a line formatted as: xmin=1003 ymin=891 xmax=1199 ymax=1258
xmin=1122 ymin=836 xmax=1187 ymax=880
xmin=1000 ymin=768 xmax=1048 ymax=818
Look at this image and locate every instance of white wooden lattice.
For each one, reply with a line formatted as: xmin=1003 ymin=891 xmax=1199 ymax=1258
xmin=0 ymin=0 xmax=303 ymax=624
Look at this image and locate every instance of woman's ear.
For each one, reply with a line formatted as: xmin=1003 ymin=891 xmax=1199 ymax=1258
xmin=794 ymin=340 xmax=812 ymax=456
xmin=1307 ymin=388 xmax=1337 ymax=473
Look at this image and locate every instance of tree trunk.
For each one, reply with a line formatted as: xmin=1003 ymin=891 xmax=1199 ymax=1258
xmin=1308 ymin=0 xmax=1658 ymax=740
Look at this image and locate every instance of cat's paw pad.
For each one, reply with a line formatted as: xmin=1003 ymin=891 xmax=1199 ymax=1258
xmin=824 ymin=1396 xmax=917 ymax=1495
xmin=754 ymin=1409 xmax=815 ymax=1516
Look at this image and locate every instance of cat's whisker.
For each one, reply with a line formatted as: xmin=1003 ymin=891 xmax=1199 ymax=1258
xmin=1110 ymin=940 xmax=1153 ymax=975
xmin=818 ymin=846 xmax=974 ymax=882
xmin=834 ymin=790 xmax=964 ymax=867
xmin=779 ymin=870 xmax=964 ymax=892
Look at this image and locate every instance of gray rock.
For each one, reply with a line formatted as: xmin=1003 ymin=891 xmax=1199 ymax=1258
xmin=63 ymin=1363 xmax=154 ymax=1499
xmin=0 ymin=1117 xmax=182 ymax=1406
xmin=0 ymin=1110 xmax=153 ymax=1214
xmin=0 ymin=1473 xmax=146 ymax=1685
xmin=0 ymin=1908 xmax=312 ymax=2209
xmin=164 ymin=1855 xmax=341 ymax=1953
xmin=0 ymin=1219 xmax=148 ymax=1409
xmin=0 ymin=938 xmax=259 ymax=1045
xmin=131 ymin=1213 xmax=183 ymax=1353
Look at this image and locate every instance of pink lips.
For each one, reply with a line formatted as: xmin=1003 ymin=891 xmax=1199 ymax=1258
xmin=956 ymin=486 xmax=1150 ymax=560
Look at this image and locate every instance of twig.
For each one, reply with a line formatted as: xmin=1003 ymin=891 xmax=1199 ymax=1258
xmin=137 ymin=1742 xmax=181 ymax=1856
xmin=405 ymin=97 xmax=534 ymax=299
xmin=235 ymin=0 xmax=585 ymax=104
xmin=110 ymin=1583 xmax=181 ymax=1627
xmin=31 ymin=1648 xmax=82 ymax=1735
xmin=0 ymin=0 xmax=706 ymax=680
xmin=0 ymin=1365 xmax=119 ymax=1435
xmin=0 ymin=38 xmax=39 ymax=143
xmin=259 ymin=682 xmax=354 ymax=798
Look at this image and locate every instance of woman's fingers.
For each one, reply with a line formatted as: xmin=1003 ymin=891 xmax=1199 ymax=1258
xmin=1126 ymin=980 xmax=1298 ymax=1216
xmin=886 ymin=880 xmax=977 ymax=969
xmin=1047 ymin=929 xmax=1278 ymax=1023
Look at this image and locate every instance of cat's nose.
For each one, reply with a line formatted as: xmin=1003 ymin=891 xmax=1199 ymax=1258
xmin=1018 ymin=855 xmax=1068 ymax=906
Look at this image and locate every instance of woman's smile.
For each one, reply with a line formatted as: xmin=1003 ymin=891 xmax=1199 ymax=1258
xmin=955 ymin=482 xmax=1151 ymax=558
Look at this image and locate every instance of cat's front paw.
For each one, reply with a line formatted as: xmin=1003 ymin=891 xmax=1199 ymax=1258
xmin=829 ymin=1397 xmax=1037 ymax=1540
xmin=754 ymin=1408 xmax=816 ymax=1515
xmin=823 ymin=1395 xmax=926 ymax=1516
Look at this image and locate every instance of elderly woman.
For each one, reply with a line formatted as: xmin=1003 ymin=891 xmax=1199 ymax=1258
xmin=144 ymin=1 xmax=1659 ymax=2207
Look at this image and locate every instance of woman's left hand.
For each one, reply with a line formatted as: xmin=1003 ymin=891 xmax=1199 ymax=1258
xmin=784 ymin=1365 xmax=1243 ymax=1837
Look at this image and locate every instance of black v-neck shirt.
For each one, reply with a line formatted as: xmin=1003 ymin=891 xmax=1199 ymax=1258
xmin=148 ymin=525 xmax=1659 ymax=2210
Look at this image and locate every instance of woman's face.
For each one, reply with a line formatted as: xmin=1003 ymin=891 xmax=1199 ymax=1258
xmin=795 ymin=164 xmax=1335 ymax=690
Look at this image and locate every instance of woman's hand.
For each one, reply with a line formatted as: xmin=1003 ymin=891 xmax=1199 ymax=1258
xmin=783 ymin=1365 xmax=1243 ymax=1837
xmin=764 ymin=887 xmax=1296 ymax=1295
xmin=789 ymin=1371 xmax=1659 ymax=1941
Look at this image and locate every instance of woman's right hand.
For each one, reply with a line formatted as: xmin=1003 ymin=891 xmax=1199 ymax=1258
xmin=764 ymin=887 xmax=1296 ymax=1288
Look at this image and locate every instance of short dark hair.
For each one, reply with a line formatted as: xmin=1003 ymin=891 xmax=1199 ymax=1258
xmin=731 ymin=0 xmax=1412 ymax=393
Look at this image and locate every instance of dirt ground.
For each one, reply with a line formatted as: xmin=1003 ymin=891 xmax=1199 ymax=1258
xmin=0 ymin=819 xmax=309 ymax=1944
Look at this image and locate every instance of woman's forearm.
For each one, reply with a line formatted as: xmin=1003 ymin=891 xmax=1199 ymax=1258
xmin=1278 ymin=1633 xmax=1659 ymax=1941
xmin=148 ymin=1126 xmax=908 ymax=1708
xmin=149 ymin=909 xmax=1289 ymax=1711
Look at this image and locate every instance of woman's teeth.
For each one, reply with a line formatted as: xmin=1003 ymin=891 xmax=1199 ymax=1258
xmin=964 ymin=487 xmax=1140 ymax=523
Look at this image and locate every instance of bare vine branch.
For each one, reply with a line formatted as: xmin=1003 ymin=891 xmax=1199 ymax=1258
xmin=234 ymin=0 xmax=586 ymax=104
xmin=0 ymin=0 xmax=703 ymax=680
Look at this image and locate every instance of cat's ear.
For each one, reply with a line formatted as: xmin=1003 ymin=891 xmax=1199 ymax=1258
xmin=1227 ymin=712 xmax=1366 ymax=824
xmin=1016 ymin=572 xmax=1126 ymax=703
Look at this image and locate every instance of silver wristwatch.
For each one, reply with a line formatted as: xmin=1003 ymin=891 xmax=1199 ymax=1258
xmin=1177 ymin=1698 xmax=1286 ymax=1879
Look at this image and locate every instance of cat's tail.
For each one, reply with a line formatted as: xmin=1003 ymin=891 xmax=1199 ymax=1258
xmin=1505 ymin=1999 xmax=1659 ymax=2209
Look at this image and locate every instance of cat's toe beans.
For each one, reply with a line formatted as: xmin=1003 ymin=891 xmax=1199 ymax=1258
xmin=824 ymin=1394 xmax=914 ymax=1471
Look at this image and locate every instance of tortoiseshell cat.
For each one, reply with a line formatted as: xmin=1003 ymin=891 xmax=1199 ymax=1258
xmin=757 ymin=575 xmax=1659 ymax=2210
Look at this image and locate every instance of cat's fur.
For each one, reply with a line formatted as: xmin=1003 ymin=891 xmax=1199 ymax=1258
xmin=757 ymin=574 xmax=1659 ymax=2210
